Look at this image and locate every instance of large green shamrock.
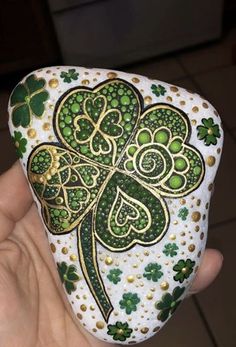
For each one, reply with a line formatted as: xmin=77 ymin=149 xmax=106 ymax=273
xmin=27 ymin=79 xmax=204 ymax=321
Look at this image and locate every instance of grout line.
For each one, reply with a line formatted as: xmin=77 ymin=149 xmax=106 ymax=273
xmin=192 ymin=296 xmax=219 ymax=347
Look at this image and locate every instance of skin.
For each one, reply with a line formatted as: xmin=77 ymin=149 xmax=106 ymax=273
xmin=0 ymin=162 xmax=223 ymax=347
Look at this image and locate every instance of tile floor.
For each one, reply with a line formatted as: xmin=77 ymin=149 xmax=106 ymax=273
xmin=0 ymin=27 xmax=236 ymax=347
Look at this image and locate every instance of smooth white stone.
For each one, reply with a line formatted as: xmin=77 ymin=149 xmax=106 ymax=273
xmin=8 ymin=66 xmax=223 ymax=345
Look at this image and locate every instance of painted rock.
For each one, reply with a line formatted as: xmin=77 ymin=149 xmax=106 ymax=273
xmin=8 ymin=66 xmax=223 ymax=345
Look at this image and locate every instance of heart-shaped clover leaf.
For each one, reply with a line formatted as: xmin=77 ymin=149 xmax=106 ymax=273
xmin=27 ymin=79 xmax=204 ymax=321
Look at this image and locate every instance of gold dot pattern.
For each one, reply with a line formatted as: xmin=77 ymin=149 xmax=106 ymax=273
xmin=8 ymin=66 xmax=223 ymax=345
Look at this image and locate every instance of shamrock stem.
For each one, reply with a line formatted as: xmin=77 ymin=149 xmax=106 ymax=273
xmin=77 ymin=210 xmax=113 ymax=322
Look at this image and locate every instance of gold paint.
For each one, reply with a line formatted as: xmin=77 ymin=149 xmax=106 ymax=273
xmin=27 ymin=128 xmax=37 ymax=139
xmin=77 ymin=313 xmax=83 ymax=319
xmin=49 ymin=78 xmax=59 ymax=88
xmin=55 ymin=197 xmax=63 ymax=204
xmin=90 ymin=305 xmax=95 ymax=311
xmin=82 ymin=79 xmax=90 ymax=85
xmin=96 ymin=321 xmax=105 ymax=329
xmin=43 ymin=122 xmax=51 ymax=131
xmin=62 ymin=247 xmax=68 ymax=254
xmin=144 ymin=250 xmax=149 ymax=256
xmin=92 ymin=328 xmax=97 ymax=333
xmin=169 ymin=234 xmax=176 ymax=240
xmin=50 ymin=243 xmax=56 ymax=253
xmin=195 ymin=225 xmax=200 ymax=232
xmin=208 ymin=183 xmax=214 ymax=191
xmin=170 ymin=86 xmax=178 ymax=92
xmin=180 ymin=231 xmax=185 ymax=236
xmin=107 ymin=72 xmax=118 ymax=79
xmin=180 ymin=100 xmax=186 ymax=105
xmin=70 ymin=254 xmax=78 ymax=261
xmin=133 ymin=264 xmax=138 ymax=268
xmin=80 ymin=304 xmax=87 ymax=312
xmin=126 ymin=275 xmax=135 ymax=283
xmin=166 ymin=96 xmax=173 ymax=102
xmin=93 ymin=78 xmax=97 ymax=82
xmin=150 ymin=287 xmax=156 ymax=292
xmin=153 ymin=326 xmax=160 ymax=333
xmin=160 ymin=281 xmax=169 ymax=290
xmin=48 ymin=135 xmax=55 ymax=141
xmin=208 ymin=128 xmax=213 ymax=135
xmin=176 ymin=93 xmax=180 ymax=97
xmin=49 ymin=104 xmax=54 ymax=110
xmin=188 ymin=244 xmax=195 ymax=252
xmin=181 ymin=267 xmax=188 ymax=274
xmin=196 ymin=199 xmax=201 ymax=206
xmin=132 ymin=77 xmax=140 ymax=83
xmin=181 ymin=241 xmax=186 ymax=245
xmin=206 ymin=156 xmax=216 ymax=167
xmin=192 ymin=106 xmax=199 ymax=113
xmin=180 ymin=198 xmax=186 ymax=205
xmin=144 ymin=96 xmax=152 ymax=104
xmin=141 ymin=327 xmax=149 ymax=334
xmin=173 ymin=220 xmax=178 ymax=225
xmin=191 ymin=211 xmax=201 ymax=222
xmin=105 ymin=256 xmax=113 ymax=265
xmin=191 ymin=119 xmax=197 ymax=125
xmin=202 ymin=102 xmax=209 ymax=109
xmin=146 ymin=293 xmax=153 ymax=300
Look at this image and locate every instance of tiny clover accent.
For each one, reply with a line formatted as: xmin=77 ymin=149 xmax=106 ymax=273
xmin=60 ymin=68 xmax=79 ymax=83
xmin=178 ymin=207 xmax=189 ymax=221
xmin=155 ymin=286 xmax=185 ymax=322
xmin=28 ymin=78 xmax=204 ymax=322
xmin=107 ymin=268 xmax=123 ymax=284
xmin=173 ymin=259 xmax=195 ymax=283
xmin=107 ymin=321 xmax=133 ymax=342
xmin=10 ymin=74 xmax=49 ymax=128
xmin=57 ymin=262 xmax=80 ymax=294
xmin=12 ymin=131 xmax=27 ymax=159
xmin=143 ymin=262 xmax=163 ymax=282
xmin=151 ymin=84 xmax=167 ymax=97
xmin=119 ymin=292 xmax=140 ymax=314
xmin=197 ymin=118 xmax=221 ymax=146
xmin=163 ymin=243 xmax=179 ymax=257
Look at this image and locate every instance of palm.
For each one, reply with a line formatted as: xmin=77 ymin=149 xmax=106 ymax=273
xmin=0 ymin=163 xmax=111 ymax=347
xmin=0 ymin=163 xmax=222 ymax=347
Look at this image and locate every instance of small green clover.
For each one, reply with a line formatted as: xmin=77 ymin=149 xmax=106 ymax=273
xmin=107 ymin=321 xmax=133 ymax=342
xmin=10 ymin=74 xmax=49 ymax=128
xmin=12 ymin=131 xmax=27 ymax=159
xmin=107 ymin=268 xmax=122 ymax=284
xmin=143 ymin=262 xmax=163 ymax=282
xmin=119 ymin=292 xmax=140 ymax=314
xmin=178 ymin=207 xmax=189 ymax=221
xmin=151 ymin=84 xmax=167 ymax=97
xmin=163 ymin=243 xmax=179 ymax=257
xmin=197 ymin=118 xmax=221 ymax=146
xmin=57 ymin=261 xmax=80 ymax=294
xmin=173 ymin=259 xmax=195 ymax=283
xmin=155 ymin=286 xmax=185 ymax=322
xmin=60 ymin=68 xmax=79 ymax=83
